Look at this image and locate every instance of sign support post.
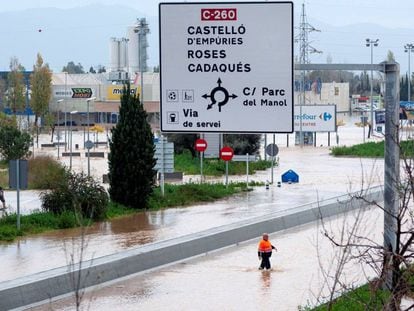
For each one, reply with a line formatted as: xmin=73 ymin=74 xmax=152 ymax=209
xmin=16 ymin=159 xmax=20 ymax=230
xmin=161 ymin=135 xmax=165 ymax=196
xmin=220 ymin=146 xmax=234 ymax=187
xmin=272 ymin=135 xmax=275 ymax=183
xmin=225 ymin=161 xmax=229 ymax=187
xmin=266 ymin=143 xmax=279 ymax=185
xmin=195 ymin=138 xmax=207 ymax=183
xmin=200 ymin=151 xmax=203 ymax=183
xmin=246 ymin=153 xmax=249 ymax=190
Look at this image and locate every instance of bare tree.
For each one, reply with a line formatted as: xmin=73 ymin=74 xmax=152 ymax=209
xmin=315 ymin=136 xmax=414 ymax=310
xmin=63 ymin=207 xmax=94 ymax=311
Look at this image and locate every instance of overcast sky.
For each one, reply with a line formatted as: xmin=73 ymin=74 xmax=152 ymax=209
xmin=2 ymin=0 xmax=414 ymax=28
xmin=1 ymin=0 xmax=414 ymax=73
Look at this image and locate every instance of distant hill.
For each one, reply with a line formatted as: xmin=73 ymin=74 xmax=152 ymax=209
xmin=0 ymin=5 xmax=410 ymax=73
xmin=0 ymin=4 xmax=159 ymax=72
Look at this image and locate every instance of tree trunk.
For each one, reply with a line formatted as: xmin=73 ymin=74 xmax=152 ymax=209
xmin=34 ymin=115 xmax=39 ymax=148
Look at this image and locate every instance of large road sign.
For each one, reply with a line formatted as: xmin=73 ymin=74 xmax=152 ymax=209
xmin=159 ymin=2 xmax=293 ymax=133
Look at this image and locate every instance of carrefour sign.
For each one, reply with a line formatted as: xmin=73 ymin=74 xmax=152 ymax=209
xmin=294 ymin=105 xmax=336 ymax=132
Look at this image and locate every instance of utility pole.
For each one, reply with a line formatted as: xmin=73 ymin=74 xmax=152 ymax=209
xmin=296 ymin=3 xmax=321 ymax=146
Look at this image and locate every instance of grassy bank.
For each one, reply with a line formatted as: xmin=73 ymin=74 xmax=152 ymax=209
xmin=175 ymin=151 xmax=272 ymax=176
xmin=302 ymin=284 xmax=390 ymax=310
xmin=331 ymin=140 xmax=414 ymax=157
xmin=0 ymin=181 xmax=255 ymax=242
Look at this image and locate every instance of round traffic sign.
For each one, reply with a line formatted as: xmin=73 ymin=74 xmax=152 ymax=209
xmin=85 ymin=140 xmax=94 ymax=150
xmin=220 ymin=146 xmax=234 ymax=161
xmin=195 ymin=138 xmax=207 ymax=152
xmin=265 ymin=143 xmax=279 ymax=157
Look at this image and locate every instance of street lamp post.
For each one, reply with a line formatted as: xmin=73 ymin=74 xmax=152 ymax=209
xmin=86 ymin=97 xmax=96 ymax=177
xmin=57 ymin=99 xmax=64 ymax=159
xmin=64 ymin=72 xmax=68 ymax=151
xmin=69 ymin=110 xmax=78 ymax=170
xmin=366 ymin=38 xmax=379 ymax=134
xmin=405 ymin=44 xmax=414 ymax=102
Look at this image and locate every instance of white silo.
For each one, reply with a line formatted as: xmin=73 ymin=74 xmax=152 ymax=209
xmin=109 ymin=38 xmax=120 ymax=72
xmin=127 ymin=26 xmax=138 ymax=74
xmin=119 ymin=38 xmax=129 ymax=71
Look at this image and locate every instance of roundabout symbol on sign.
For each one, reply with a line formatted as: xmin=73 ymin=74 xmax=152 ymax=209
xmin=202 ymin=78 xmax=237 ymax=112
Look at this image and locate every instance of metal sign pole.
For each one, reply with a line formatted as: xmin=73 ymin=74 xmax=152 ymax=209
xmin=161 ymin=136 xmax=165 ymax=196
xmin=246 ymin=153 xmax=249 ymax=189
xmin=383 ymin=62 xmax=399 ymax=290
xmin=16 ymin=159 xmax=20 ymax=230
xmin=200 ymin=152 xmax=203 ymax=183
xmin=225 ymin=161 xmax=228 ymax=187
xmin=57 ymin=110 xmax=60 ymax=159
xmin=271 ymin=135 xmax=275 ymax=184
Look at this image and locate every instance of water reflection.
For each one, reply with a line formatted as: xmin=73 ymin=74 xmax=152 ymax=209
xmin=260 ymin=270 xmax=272 ymax=291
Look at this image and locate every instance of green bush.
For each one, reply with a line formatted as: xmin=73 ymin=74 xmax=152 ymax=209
xmin=28 ymin=156 xmax=67 ymax=189
xmin=0 ymin=225 xmax=20 ymax=241
xmin=41 ymin=171 xmax=109 ymax=221
xmin=57 ymin=211 xmax=77 ymax=229
xmin=174 ymin=151 xmax=272 ymax=176
xmin=0 ymin=125 xmax=32 ymax=161
xmin=147 ymin=182 xmax=247 ymax=209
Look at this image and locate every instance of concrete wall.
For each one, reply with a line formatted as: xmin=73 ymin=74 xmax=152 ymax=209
xmin=0 ymin=187 xmax=383 ymax=310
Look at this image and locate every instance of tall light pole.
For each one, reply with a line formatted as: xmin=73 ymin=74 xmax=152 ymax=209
xmin=366 ymin=38 xmax=379 ymax=131
xmin=64 ymin=72 xmax=68 ymax=151
xmin=69 ymin=110 xmax=78 ymax=170
xmin=405 ymin=43 xmax=414 ymax=102
xmin=57 ymin=99 xmax=64 ymax=159
xmin=86 ymin=97 xmax=96 ymax=177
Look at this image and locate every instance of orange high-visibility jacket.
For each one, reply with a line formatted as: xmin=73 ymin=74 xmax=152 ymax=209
xmin=258 ymin=240 xmax=273 ymax=253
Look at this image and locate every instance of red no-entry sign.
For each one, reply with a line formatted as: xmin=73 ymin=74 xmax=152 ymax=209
xmin=195 ymin=138 xmax=207 ymax=152
xmin=220 ymin=146 xmax=234 ymax=161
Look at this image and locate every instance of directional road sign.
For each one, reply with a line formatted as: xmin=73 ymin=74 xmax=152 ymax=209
xmin=159 ymin=2 xmax=293 ymax=133
xmin=154 ymin=141 xmax=175 ymax=173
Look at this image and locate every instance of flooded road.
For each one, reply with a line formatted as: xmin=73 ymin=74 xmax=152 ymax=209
xmin=29 ymin=207 xmax=383 ymax=311
xmin=0 ymin=149 xmax=384 ymax=283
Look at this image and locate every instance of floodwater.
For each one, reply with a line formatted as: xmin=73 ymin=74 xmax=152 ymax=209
xmin=29 ymin=207 xmax=384 ymax=311
xmin=0 ymin=147 xmax=384 ymax=283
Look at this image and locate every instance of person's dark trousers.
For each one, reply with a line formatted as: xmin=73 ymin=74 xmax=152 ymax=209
xmin=260 ymin=253 xmax=271 ymax=270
